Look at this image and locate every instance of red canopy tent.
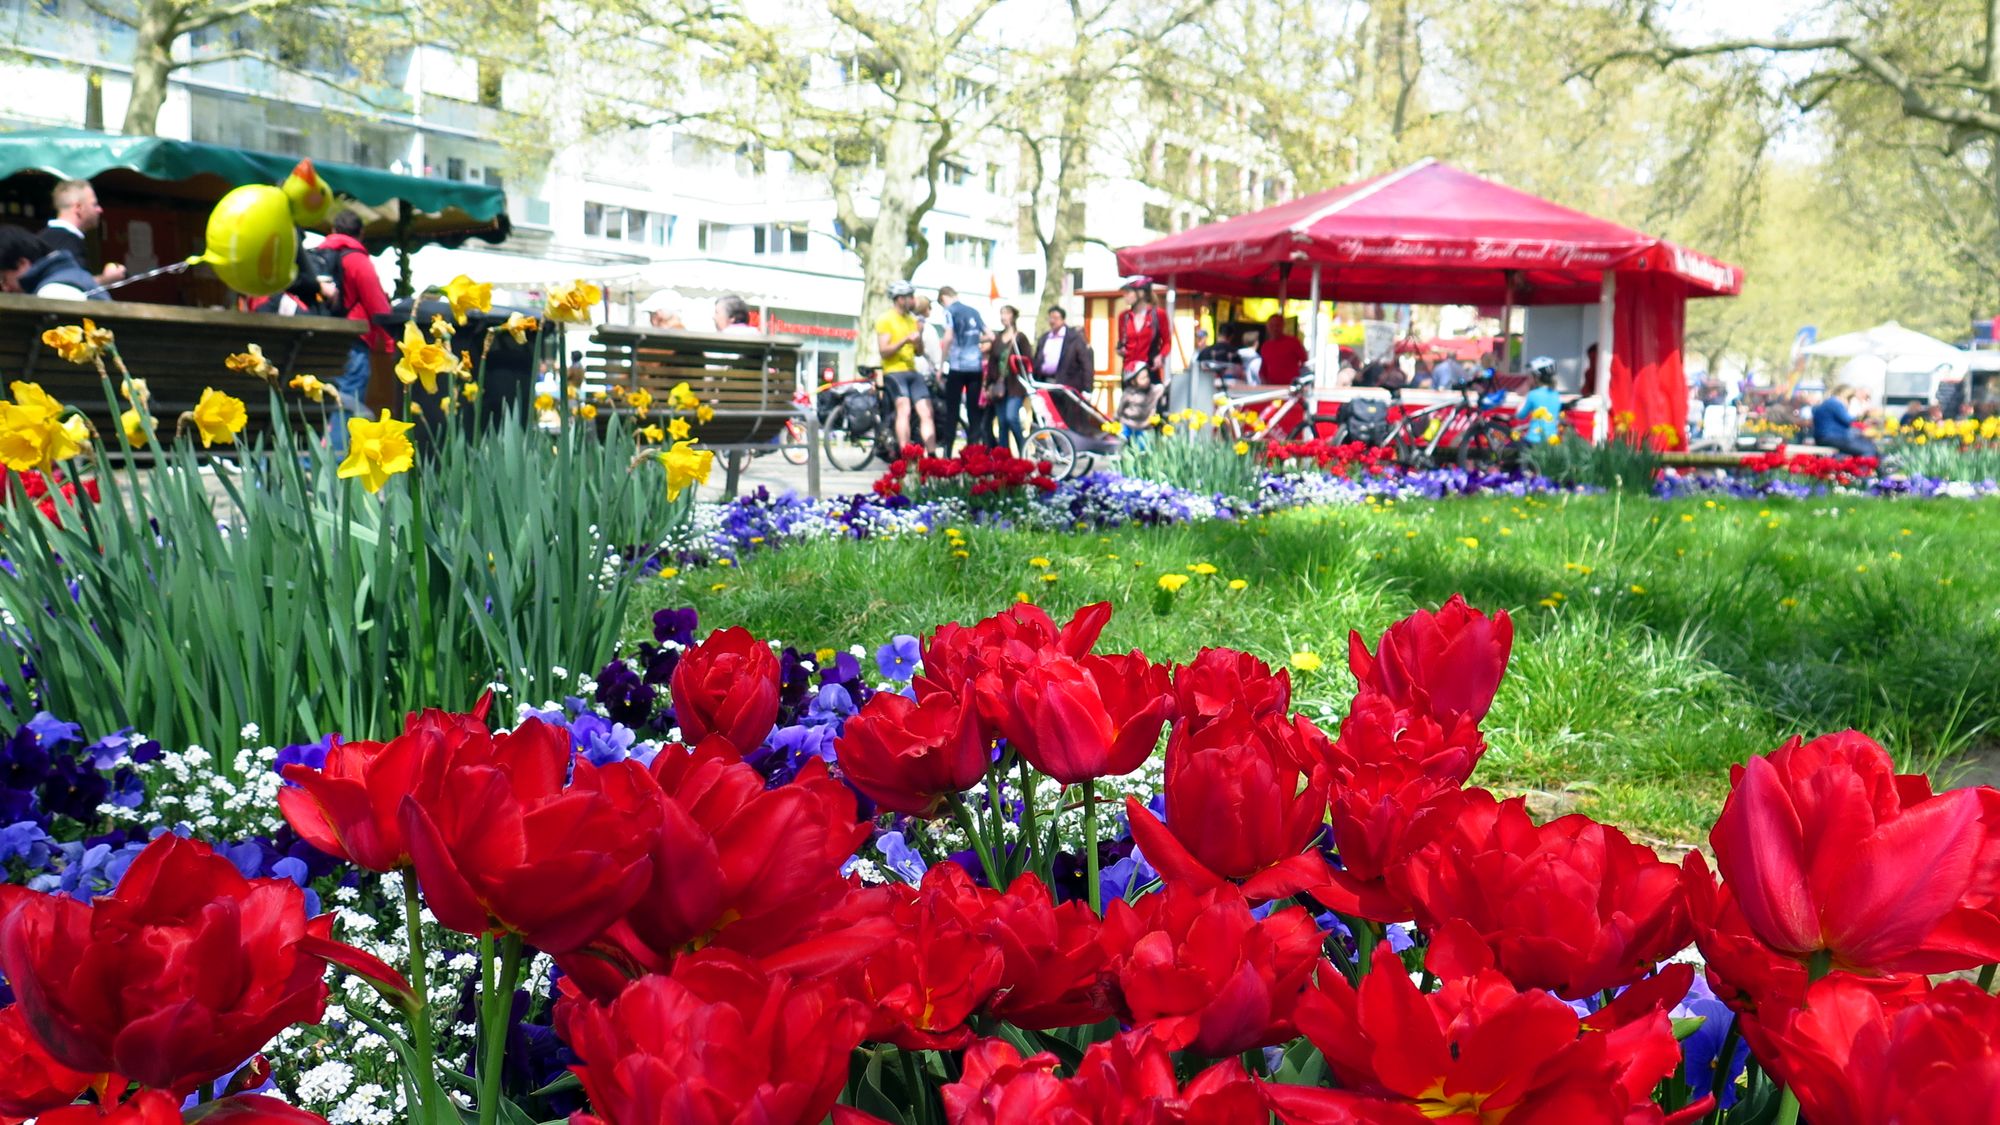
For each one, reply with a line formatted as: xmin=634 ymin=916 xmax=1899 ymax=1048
xmin=1115 ymin=159 xmax=1743 ymax=446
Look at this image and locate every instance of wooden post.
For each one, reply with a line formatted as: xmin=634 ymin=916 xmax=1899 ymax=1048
xmin=1594 ymin=273 xmax=1616 ymax=445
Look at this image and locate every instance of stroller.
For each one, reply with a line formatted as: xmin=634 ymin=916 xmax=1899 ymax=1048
xmin=1015 ymin=355 xmax=1124 ymax=480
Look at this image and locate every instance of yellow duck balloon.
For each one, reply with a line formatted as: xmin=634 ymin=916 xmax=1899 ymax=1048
xmin=282 ymin=158 xmax=339 ymax=228
xmin=188 ymin=184 xmax=297 ymax=297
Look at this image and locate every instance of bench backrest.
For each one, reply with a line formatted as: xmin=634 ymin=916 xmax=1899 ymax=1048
xmin=0 ymin=293 xmax=363 ymax=450
xmin=587 ymin=325 xmax=803 ymax=447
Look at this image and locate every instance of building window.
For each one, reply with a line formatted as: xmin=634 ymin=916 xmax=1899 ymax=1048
xmin=1017 ymin=269 xmax=1038 ymax=296
xmin=584 ymin=201 xmax=603 ymax=237
xmin=942 ymin=232 xmax=994 ymax=268
xmin=1066 ymin=268 xmax=1083 ymax=293
xmin=446 ymin=156 xmax=465 ymax=182
xmin=698 ymin=221 xmax=716 ymax=252
xmin=985 ymin=165 xmax=1003 ymax=193
xmin=952 ymin=77 xmax=989 ymax=109
xmin=482 ymin=167 xmax=503 ymax=189
xmin=938 ymin=161 xmax=970 ymax=187
xmin=750 ymin=223 xmax=808 ymax=255
xmin=1142 ymin=203 xmax=1170 ymax=232
xmin=657 ymin=214 xmax=675 ymax=246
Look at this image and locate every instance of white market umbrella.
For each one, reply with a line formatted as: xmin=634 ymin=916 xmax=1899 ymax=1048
xmin=1801 ymin=321 xmax=1961 ymax=361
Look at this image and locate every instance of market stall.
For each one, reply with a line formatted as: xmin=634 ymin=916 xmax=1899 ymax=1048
xmin=1115 ymin=159 xmax=1743 ymax=446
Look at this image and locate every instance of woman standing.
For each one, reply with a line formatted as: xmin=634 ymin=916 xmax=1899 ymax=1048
xmin=986 ymin=305 xmax=1032 ymax=452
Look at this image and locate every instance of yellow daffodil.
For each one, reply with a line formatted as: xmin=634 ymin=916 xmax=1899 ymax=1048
xmin=444 ymin=275 xmax=493 ymax=324
xmin=1189 ymin=562 xmax=1218 ymax=575
xmin=394 ymin=321 xmax=457 ymax=395
xmin=534 ymin=393 xmax=556 ymax=412
xmin=628 ymin=388 xmax=654 ymax=417
xmin=289 ymin=373 xmax=332 ymax=403
xmin=637 ymin=424 xmax=665 ymax=443
xmin=121 ymin=408 xmax=150 ymax=448
xmin=1290 ymin=651 xmax=1322 ymax=673
xmin=668 ymin=417 xmax=691 ymax=440
xmin=660 ymin=439 xmax=715 ymax=501
xmin=1227 ymin=578 xmax=1247 ymax=590
xmin=545 ymin=279 xmax=602 ymax=324
xmin=578 ymin=403 xmax=599 ymax=421
xmin=0 ymin=402 xmax=82 ymax=471
xmin=461 ymin=383 xmax=479 ymax=402
xmin=41 ymin=322 xmax=102 ymax=365
xmin=696 ymin=404 xmax=715 ymax=424
xmin=1233 ymin=440 xmax=1250 ymax=455
xmin=10 ymin=382 xmax=66 ymax=424
xmin=498 ymin=312 xmax=539 ymax=344
xmin=224 ymin=344 xmax=280 ymax=383
xmin=337 ymin=410 xmax=416 ymax=494
xmin=428 ymin=314 xmax=454 ymax=341
xmin=190 ymin=387 xmax=248 ymax=448
xmin=667 ymin=382 xmax=700 ymax=411
xmin=1157 ymin=573 xmax=1190 ymax=592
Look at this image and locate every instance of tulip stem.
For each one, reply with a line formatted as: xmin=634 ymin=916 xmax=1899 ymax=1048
xmin=402 ymin=878 xmax=435 ymax=1115
xmin=477 ymin=932 xmax=524 ymax=1125
xmin=1774 ymin=1086 xmax=1801 ymax=1125
xmin=1017 ymin=757 xmax=1041 ymax=884
xmin=1083 ymin=783 xmax=1102 ymax=915
xmin=947 ymin=794 xmax=999 ymax=889
xmin=984 ymin=762 xmax=1009 ymax=883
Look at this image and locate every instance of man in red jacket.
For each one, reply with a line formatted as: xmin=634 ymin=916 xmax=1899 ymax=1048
xmin=319 ymin=210 xmax=393 ymax=453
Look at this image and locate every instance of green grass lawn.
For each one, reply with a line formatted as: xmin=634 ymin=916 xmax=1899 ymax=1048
xmin=633 ymin=493 xmax=2000 ymax=842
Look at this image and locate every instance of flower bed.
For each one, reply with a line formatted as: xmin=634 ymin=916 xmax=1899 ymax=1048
xmin=4 ymin=596 xmax=1996 ymax=1122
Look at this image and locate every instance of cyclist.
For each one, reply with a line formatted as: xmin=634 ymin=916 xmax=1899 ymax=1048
xmin=1516 ymin=357 xmax=1565 ymax=443
xmin=875 ymin=280 xmax=935 ymax=452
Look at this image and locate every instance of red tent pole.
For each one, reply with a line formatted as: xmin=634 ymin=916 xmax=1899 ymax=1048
xmin=1594 ymin=273 xmax=1616 ymax=444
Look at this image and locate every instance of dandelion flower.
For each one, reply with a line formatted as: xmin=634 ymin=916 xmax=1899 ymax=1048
xmin=1227 ymin=579 xmax=1246 ymax=590
xmin=1290 ymin=651 xmax=1322 ymax=673
xmin=1157 ymin=574 xmax=1190 ymax=592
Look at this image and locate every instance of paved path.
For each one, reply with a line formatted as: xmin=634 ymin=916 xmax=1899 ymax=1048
xmin=697 ymin=450 xmax=881 ymax=502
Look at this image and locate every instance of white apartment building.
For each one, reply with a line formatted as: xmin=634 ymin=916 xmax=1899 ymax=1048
xmin=0 ymin=0 xmax=1288 ymax=377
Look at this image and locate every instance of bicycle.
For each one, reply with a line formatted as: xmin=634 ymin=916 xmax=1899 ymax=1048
xmin=1215 ymin=370 xmax=1320 ymax=444
xmin=1377 ymin=379 xmax=1519 ymax=470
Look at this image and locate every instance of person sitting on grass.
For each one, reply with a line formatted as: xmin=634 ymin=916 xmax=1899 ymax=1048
xmin=1811 ymin=383 xmax=1880 ymax=459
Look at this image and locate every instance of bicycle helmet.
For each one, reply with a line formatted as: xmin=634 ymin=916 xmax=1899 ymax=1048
xmin=1528 ymin=356 xmax=1557 ymax=378
xmin=887 ymin=280 xmax=915 ymax=298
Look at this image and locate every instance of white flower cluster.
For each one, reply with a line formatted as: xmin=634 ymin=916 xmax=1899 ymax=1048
xmin=120 ymin=743 xmax=287 ymax=837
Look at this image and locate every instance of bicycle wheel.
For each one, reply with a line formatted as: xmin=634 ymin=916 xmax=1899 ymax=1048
xmin=822 ymin=405 xmax=877 ymax=471
xmin=1024 ymin=427 xmax=1079 ymax=480
xmin=779 ymin=418 xmax=809 ymax=465
xmin=1456 ymin=420 xmax=1513 ymax=471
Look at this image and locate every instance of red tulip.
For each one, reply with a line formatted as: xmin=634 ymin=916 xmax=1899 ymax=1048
xmin=1266 ymin=923 xmax=1686 ymax=1125
xmin=1744 ymin=975 xmax=2000 ymax=1125
xmin=918 ymin=602 xmax=1111 ymax=734
xmin=1001 ymin=652 xmax=1172 ymax=785
xmin=834 ymin=688 xmax=992 ymax=816
xmin=0 ymin=836 xmax=343 ymax=1095
xmin=841 ymin=864 xmax=1007 ymax=1049
xmin=977 ymin=873 xmax=1111 ymax=1030
xmin=31 ymin=1091 xmax=182 ymax=1125
xmin=0 ymin=1004 xmax=94 ymax=1120
xmin=1709 ymin=730 xmax=2000 ymax=973
xmin=556 ymin=950 xmax=868 ymax=1125
xmin=579 ymin=745 xmax=867 ymax=982
xmin=278 ymin=704 xmax=489 ymax=872
xmin=1099 ymin=883 xmax=1320 ymax=1057
xmin=1171 ymin=647 xmax=1291 ymax=736
xmin=1125 ymin=703 xmax=1332 ymax=902
xmin=399 ymin=717 xmax=662 ymax=952
xmin=671 ymin=626 xmax=782 ymax=754
xmin=1348 ymin=595 xmax=1513 ymax=724
xmin=943 ymin=1029 xmax=1262 ymax=1125
xmin=1311 ymin=686 xmax=1487 ymax=924
xmin=1399 ymin=790 xmax=1691 ymax=999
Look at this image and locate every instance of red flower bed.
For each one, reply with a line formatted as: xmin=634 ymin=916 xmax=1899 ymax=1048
xmin=1741 ymin=444 xmax=1878 ymax=484
xmin=872 ymin=443 xmax=1057 ymax=499
xmin=1262 ymin=437 xmax=1397 ymax=474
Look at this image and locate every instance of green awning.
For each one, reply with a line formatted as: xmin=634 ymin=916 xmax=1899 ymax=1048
xmin=0 ymin=127 xmax=508 ymax=248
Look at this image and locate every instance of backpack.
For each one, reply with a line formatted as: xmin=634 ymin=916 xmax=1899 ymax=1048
xmin=1336 ymin=397 xmax=1392 ymax=444
xmin=304 ymin=244 xmax=361 ymax=315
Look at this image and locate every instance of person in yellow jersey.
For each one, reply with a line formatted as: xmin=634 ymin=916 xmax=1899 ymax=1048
xmin=876 ymin=280 xmax=935 ymax=451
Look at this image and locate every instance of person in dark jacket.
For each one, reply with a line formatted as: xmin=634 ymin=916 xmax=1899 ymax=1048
xmin=1034 ymin=305 xmax=1094 ymax=432
xmin=0 ymin=226 xmax=106 ymax=300
xmin=1811 ymin=384 xmax=1879 ymax=458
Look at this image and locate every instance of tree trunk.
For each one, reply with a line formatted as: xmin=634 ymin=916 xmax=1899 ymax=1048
xmin=855 ymin=75 xmax=933 ymax=363
xmin=121 ymin=0 xmax=177 ymax=135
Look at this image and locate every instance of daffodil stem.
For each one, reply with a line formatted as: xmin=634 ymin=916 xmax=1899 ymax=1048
xmin=409 ymin=466 xmax=435 ymax=704
xmin=402 ymin=878 xmax=434 ymax=1113
xmin=1083 ymin=784 xmax=1102 ymax=916
xmin=476 ymin=932 xmax=522 ymax=1125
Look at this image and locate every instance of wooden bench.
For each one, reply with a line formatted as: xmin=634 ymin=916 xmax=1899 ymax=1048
xmin=0 ymin=292 xmax=363 ymax=454
xmin=587 ymin=325 xmax=807 ymax=497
